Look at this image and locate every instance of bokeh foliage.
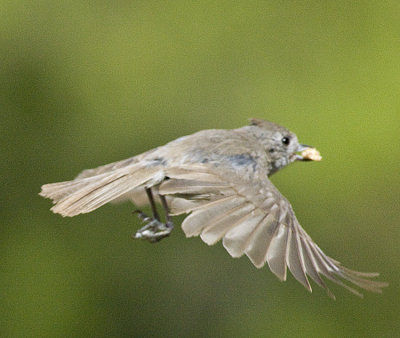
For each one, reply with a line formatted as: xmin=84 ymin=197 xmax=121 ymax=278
xmin=1 ymin=1 xmax=399 ymax=337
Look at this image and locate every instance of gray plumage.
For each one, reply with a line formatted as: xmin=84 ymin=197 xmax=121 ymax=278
xmin=40 ymin=118 xmax=388 ymax=298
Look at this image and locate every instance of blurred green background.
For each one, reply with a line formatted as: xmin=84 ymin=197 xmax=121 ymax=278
xmin=2 ymin=1 xmax=399 ymax=337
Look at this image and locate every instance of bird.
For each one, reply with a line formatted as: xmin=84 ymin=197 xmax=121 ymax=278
xmin=40 ymin=118 xmax=388 ymax=299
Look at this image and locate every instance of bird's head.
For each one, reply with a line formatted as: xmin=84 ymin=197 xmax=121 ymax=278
xmin=249 ymin=118 xmax=321 ymax=175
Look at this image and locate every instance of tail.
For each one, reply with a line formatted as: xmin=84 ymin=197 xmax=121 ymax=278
xmin=40 ymin=164 xmax=164 ymax=217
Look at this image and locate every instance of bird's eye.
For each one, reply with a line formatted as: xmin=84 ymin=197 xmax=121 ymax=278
xmin=281 ymin=136 xmax=290 ymax=145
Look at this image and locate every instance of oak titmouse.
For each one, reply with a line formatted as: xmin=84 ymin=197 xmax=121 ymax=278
xmin=40 ymin=118 xmax=387 ymax=298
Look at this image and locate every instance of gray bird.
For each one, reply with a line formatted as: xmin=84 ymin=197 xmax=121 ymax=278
xmin=40 ymin=118 xmax=387 ymax=299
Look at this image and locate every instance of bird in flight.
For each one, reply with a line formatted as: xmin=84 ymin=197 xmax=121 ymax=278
xmin=40 ymin=118 xmax=388 ymax=299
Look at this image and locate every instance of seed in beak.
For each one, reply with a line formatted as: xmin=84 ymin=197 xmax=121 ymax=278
xmin=300 ymin=147 xmax=322 ymax=161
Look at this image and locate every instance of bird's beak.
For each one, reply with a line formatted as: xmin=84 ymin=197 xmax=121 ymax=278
xmin=298 ymin=144 xmax=312 ymax=152
xmin=296 ymin=144 xmax=311 ymax=161
xmin=296 ymin=144 xmax=322 ymax=161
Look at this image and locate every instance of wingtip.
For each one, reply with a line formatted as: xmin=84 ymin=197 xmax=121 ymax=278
xmin=327 ymin=289 xmax=336 ymax=301
xmin=305 ymin=283 xmax=313 ymax=294
xmin=303 ymin=279 xmax=313 ymax=293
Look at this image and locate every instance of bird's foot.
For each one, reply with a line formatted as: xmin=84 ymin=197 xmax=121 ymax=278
xmin=132 ymin=210 xmax=174 ymax=243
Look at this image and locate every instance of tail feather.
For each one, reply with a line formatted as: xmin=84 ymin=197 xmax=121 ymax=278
xmin=40 ymin=165 xmax=163 ymax=217
xmin=74 ymin=156 xmax=140 ymax=179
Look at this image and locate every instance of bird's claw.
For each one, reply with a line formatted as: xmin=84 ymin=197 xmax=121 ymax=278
xmin=132 ymin=210 xmax=174 ymax=243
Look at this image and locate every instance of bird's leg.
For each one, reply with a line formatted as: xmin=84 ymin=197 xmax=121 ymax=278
xmin=133 ymin=187 xmax=174 ymax=243
xmin=160 ymin=193 xmax=174 ymax=232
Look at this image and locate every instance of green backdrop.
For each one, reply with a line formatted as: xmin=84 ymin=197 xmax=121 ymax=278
xmin=2 ymin=1 xmax=399 ymax=337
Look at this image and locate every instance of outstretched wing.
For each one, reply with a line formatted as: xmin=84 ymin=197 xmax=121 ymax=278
xmin=159 ymin=165 xmax=388 ymax=299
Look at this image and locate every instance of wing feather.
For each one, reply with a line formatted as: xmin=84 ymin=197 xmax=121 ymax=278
xmin=244 ymin=207 xmax=280 ymax=268
xmin=222 ymin=209 xmax=266 ymax=258
xmin=201 ymin=203 xmax=255 ymax=245
xmin=181 ymin=195 xmax=246 ymax=237
xmin=287 ymin=227 xmax=311 ymax=291
xmin=164 ymin=164 xmax=387 ymax=297
xmin=266 ymin=225 xmax=289 ymax=281
xmin=299 ymin=236 xmax=335 ymax=299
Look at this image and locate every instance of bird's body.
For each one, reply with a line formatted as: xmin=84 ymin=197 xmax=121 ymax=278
xmin=40 ymin=118 xmax=387 ymax=298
